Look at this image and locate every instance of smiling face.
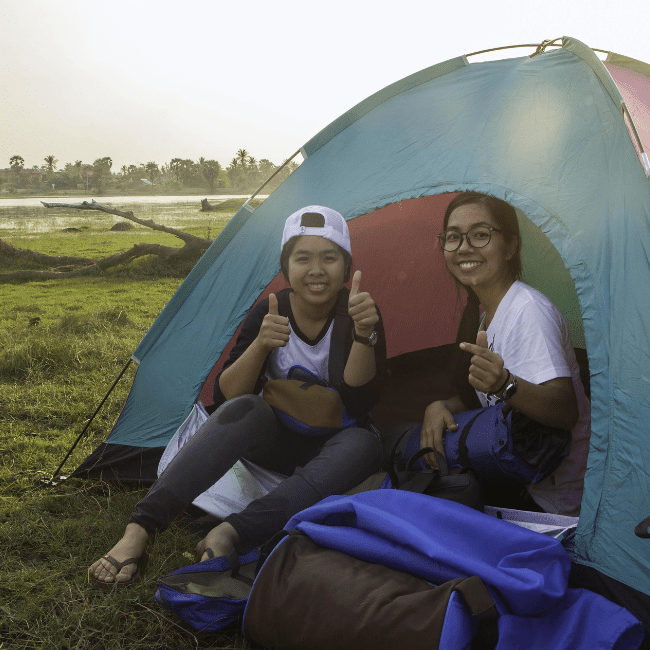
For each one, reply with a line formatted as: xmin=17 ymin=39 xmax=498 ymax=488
xmin=286 ymin=235 xmax=346 ymax=311
xmin=443 ymin=203 xmax=517 ymax=295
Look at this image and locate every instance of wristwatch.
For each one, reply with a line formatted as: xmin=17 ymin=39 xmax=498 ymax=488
xmin=353 ymin=329 xmax=378 ymax=346
xmin=501 ymin=374 xmax=518 ymax=400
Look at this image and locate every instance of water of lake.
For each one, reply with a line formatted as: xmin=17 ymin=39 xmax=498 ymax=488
xmin=0 ymin=194 xmax=264 ymax=208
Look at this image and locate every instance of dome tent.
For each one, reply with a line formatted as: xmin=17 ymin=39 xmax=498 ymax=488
xmin=72 ymin=37 xmax=650 ymax=606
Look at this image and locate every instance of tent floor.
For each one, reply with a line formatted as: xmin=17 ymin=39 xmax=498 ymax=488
xmin=71 ymin=442 xmax=165 ymax=484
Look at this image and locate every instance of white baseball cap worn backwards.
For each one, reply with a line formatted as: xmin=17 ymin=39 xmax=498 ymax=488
xmin=281 ymin=205 xmax=351 ymax=255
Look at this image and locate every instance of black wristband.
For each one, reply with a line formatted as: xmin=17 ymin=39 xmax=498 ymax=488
xmin=488 ymin=369 xmax=510 ymax=397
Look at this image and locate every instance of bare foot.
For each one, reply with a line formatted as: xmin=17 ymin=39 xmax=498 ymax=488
xmin=89 ymin=523 xmax=149 ymax=585
xmin=195 ymin=522 xmax=240 ymax=562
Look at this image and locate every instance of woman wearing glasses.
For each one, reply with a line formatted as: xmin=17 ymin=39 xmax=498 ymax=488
xmin=423 ymin=192 xmax=590 ymax=516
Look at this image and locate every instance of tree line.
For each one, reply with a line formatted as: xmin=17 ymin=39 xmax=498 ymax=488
xmin=3 ymin=149 xmax=300 ymax=194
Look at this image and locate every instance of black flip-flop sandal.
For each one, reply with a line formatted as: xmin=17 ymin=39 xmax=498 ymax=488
xmin=92 ymin=551 xmax=149 ymax=590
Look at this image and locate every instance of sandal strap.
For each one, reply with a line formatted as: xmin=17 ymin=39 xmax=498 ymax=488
xmin=103 ymin=554 xmax=141 ymax=572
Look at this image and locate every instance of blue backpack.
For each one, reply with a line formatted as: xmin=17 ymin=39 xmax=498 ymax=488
xmin=154 ymin=548 xmax=259 ymax=632
xmin=399 ymin=402 xmax=571 ymax=484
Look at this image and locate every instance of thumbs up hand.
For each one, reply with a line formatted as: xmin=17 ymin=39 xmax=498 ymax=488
xmin=459 ymin=329 xmax=508 ymax=394
xmin=257 ymin=293 xmax=291 ymax=352
xmin=268 ymin=292 xmax=279 ymax=316
xmin=348 ymin=270 xmax=379 ymax=337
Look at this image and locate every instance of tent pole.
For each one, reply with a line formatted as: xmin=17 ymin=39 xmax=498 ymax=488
xmin=46 ymin=358 xmax=133 ymax=485
xmin=466 ymin=41 xmax=610 ymax=59
xmin=248 ymin=149 xmax=302 ymax=201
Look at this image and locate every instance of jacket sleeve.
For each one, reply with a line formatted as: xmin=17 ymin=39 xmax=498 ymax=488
xmin=212 ymin=299 xmax=270 ymax=407
xmin=338 ymin=305 xmax=387 ymax=421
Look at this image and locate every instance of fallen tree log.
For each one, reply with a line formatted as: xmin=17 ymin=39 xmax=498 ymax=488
xmin=0 ymin=200 xmax=213 ymax=283
xmin=0 ymin=239 xmax=95 ymax=267
xmin=41 ymin=200 xmax=212 ymax=247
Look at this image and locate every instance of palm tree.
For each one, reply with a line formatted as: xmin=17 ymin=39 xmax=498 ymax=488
xmin=201 ymin=159 xmax=220 ymax=192
xmin=44 ymin=155 xmax=58 ymax=173
xmin=247 ymin=156 xmax=257 ymax=169
xmin=9 ymin=155 xmax=24 ymax=170
xmin=169 ymin=158 xmax=183 ymax=182
xmin=144 ymin=161 xmax=159 ymax=183
xmin=236 ymin=149 xmax=249 ymax=167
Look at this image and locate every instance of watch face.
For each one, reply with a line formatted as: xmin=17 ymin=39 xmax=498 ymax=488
xmin=503 ymin=376 xmax=518 ymax=399
xmin=368 ymin=331 xmax=378 ymax=345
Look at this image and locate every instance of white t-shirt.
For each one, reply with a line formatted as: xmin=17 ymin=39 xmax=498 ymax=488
xmin=478 ymin=281 xmax=591 ymax=517
xmin=266 ymin=320 xmax=334 ymax=383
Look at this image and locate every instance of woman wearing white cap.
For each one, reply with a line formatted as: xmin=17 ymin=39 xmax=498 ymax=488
xmin=90 ymin=206 xmax=385 ymax=588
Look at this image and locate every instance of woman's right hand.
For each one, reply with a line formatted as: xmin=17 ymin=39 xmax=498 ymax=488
xmin=421 ymin=400 xmax=458 ymax=469
xmin=255 ymin=293 xmax=291 ymax=353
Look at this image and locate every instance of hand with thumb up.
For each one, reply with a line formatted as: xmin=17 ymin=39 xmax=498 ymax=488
xmin=348 ymin=270 xmax=379 ymax=337
xmin=256 ymin=293 xmax=291 ymax=353
xmin=459 ymin=329 xmax=508 ymax=395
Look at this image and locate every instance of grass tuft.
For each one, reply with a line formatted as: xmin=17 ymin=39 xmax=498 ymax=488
xmin=205 ymin=198 xmax=264 ymax=212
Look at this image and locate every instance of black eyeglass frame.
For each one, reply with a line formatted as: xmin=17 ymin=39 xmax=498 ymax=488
xmin=437 ymin=226 xmax=503 ymax=252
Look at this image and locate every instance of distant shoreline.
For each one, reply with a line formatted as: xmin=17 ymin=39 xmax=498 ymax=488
xmin=0 ymin=188 xmax=253 ymax=200
xmin=0 ymin=194 xmax=268 ymax=209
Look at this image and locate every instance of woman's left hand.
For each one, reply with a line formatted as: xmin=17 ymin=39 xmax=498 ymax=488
xmin=460 ymin=331 xmax=509 ymax=394
xmin=348 ymin=270 xmax=379 ymax=336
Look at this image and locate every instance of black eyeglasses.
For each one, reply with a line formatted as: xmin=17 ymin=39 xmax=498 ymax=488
xmin=437 ymin=226 xmax=502 ymax=252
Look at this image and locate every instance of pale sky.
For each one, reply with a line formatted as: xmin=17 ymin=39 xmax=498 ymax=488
xmin=2 ymin=0 xmax=648 ymax=172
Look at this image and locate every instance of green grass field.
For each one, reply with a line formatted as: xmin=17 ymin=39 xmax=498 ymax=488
xmin=0 ymin=201 xmax=253 ymax=649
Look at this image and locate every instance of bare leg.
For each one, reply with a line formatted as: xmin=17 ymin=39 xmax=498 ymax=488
xmin=195 ymin=521 xmax=240 ymax=562
xmin=89 ymin=523 xmax=149 ymax=584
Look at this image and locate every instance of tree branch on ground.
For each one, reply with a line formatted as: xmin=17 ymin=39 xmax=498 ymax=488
xmin=0 ymin=200 xmax=213 ymax=283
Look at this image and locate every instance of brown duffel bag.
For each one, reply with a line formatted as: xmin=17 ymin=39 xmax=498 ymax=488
xmin=243 ymin=532 xmax=498 ymax=650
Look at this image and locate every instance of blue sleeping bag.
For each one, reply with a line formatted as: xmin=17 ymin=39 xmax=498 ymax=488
xmin=282 ymin=491 xmax=643 ymax=650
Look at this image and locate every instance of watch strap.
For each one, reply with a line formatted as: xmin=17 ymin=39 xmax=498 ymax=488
xmin=353 ymin=330 xmax=377 ymax=346
xmin=501 ymin=374 xmax=518 ymax=400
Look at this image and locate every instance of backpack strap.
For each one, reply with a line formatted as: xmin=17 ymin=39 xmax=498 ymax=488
xmin=227 ymin=549 xmax=254 ymax=587
xmin=328 ymin=287 xmax=352 ymax=389
xmin=275 ymin=289 xmax=292 ymax=319
xmin=453 ymin=575 xmax=499 ymax=650
xmin=387 ymin=425 xmax=418 ymax=488
xmin=457 ymin=409 xmax=484 ymax=468
xmin=255 ymin=528 xmax=304 ymax=576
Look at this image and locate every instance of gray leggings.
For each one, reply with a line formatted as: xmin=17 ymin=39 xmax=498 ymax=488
xmin=129 ymin=395 xmax=382 ymax=554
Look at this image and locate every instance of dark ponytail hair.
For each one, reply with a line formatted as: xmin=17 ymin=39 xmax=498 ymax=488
xmin=443 ymin=192 xmax=522 ymax=408
xmin=451 ymin=288 xmax=482 ymax=409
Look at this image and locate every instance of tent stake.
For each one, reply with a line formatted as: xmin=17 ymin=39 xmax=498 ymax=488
xmin=46 ymin=358 xmax=132 ymax=485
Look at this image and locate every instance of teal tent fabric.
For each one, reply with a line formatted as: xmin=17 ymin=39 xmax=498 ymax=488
xmin=79 ymin=38 xmax=650 ymax=599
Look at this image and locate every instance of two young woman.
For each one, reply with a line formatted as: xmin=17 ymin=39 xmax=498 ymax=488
xmin=90 ymin=205 xmax=385 ymax=587
xmin=90 ymin=192 xmax=590 ymax=587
